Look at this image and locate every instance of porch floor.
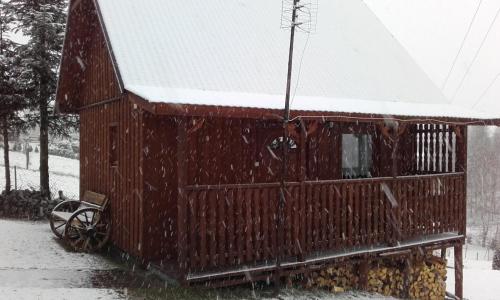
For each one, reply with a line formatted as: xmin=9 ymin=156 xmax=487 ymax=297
xmin=186 ymin=232 xmax=463 ymax=282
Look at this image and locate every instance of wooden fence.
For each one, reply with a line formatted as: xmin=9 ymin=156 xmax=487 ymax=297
xmin=183 ymin=173 xmax=465 ymax=272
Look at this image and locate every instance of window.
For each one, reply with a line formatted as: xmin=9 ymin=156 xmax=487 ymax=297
xmin=268 ymin=136 xmax=298 ymax=151
xmin=342 ymin=134 xmax=372 ymax=179
xmin=109 ymin=124 xmax=118 ymax=167
xmin=266 ymin=136 xmax=298 ymax=161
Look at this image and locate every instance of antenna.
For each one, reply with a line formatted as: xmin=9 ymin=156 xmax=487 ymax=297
xmin=276 ymin=0 xmax=318 ymax=289
xmin=281 ymin=0 xmax=319 ymax=33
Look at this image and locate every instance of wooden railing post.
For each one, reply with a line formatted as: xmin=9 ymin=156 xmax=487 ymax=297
xmin=177 ymin=117 xmax=188 ymax=276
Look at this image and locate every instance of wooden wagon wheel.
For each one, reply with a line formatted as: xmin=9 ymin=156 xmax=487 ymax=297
xmin=50 ymin=200 xmax=81 ymax=239
xmin=64 ymin=208 xmax=111 ymax=252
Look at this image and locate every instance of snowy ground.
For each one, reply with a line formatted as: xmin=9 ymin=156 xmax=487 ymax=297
xmin=0 ymin=219 xmax=395 ymax=300
xmin=1 ymin=218 xmax=497 ymax=300
xmin=0 ymin=219 xmax=125 ymax=300
xmin=445 ymin=243 xmax=500 ymax=300
xmin=0 ymin=150 xmax=79 ymax=198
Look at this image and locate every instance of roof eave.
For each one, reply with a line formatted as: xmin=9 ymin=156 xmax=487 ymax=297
xmin=130 ymin=96 xmax=499 ymax=126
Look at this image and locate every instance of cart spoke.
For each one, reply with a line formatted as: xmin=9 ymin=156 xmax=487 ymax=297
xmin=54 ymin=222 xmax=66 ymax=230
xmin=84 ymin=211 xmax=90 ymax=224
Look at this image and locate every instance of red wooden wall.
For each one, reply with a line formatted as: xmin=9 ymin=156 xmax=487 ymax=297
xmin=62 ymin=0 xmax=145 ymax=259
xmin=80 ymin=98 xmax=144 ymax=258
xmin=179 ymin=118 xmax=404 ymax=186
xmin=141 ymin=114 xmax=178 ymax=262
xmin=57 ymin=0 xmax=120 ymax=111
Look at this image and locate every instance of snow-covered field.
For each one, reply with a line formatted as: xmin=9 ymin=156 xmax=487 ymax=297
xmin=0 ymin=150 xmax=79 ymax=198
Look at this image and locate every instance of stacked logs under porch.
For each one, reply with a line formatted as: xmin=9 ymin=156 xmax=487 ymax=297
xmin=306 ymin=246 xmax=463 ymax=299
xmin=185 ymin=243 xmax=465 ymax=300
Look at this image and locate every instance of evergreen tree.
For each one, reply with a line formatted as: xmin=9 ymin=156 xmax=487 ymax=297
xmin=9 ymin=0 xmax=75 ymax=197
xmin=0 ymin=0 xmax=27 ymax=193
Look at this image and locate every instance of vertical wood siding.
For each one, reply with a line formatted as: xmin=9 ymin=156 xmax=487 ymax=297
xmin=58 ymin=0 xmax=120 ymax=111
xmin=142 ymin=114 xmax=178 ymax=262
xmin=80 ymin=98 xmax=144 ymax=258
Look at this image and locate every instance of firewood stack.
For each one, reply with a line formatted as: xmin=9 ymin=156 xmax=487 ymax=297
xmin=308 ymin=264 xmax=359 ymax=293
xmin=307 ymin=255 xmax=447 ymax=299
xmin=408 ymin=257 xmax=447 ymax=300
xmin=366 ymin=264 xmax=404 ymax=297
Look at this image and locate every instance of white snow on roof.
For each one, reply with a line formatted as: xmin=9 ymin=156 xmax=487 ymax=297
xmin=96 ymin=0 xmax=496 ymax=119
xmin=128 ymin=85 xmax=496 ymax=120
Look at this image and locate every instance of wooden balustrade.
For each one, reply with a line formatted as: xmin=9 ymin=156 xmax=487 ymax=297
xmin=182 ymin=173 xmax=465 ymax=272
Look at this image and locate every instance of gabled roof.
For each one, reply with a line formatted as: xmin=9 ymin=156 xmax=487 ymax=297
xmin=61 ymin=0 xmax=498 ymax=121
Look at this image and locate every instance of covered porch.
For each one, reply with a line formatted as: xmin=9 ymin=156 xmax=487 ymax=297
xmin=169 ymin=116 xmax=469 ymax=296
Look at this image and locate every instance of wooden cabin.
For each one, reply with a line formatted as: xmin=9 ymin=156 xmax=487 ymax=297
xmin=56 ymin=0 xmax=499 ymax=296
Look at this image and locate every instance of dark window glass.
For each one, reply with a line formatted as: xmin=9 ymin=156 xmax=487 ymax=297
xmin=342 ymin=134 xmax=372 ymax=179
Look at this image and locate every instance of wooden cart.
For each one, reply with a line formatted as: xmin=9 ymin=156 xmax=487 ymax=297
xmin=50 ymin=191 xmax=111 ymax=252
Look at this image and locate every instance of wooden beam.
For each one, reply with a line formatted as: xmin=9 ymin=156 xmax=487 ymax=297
xmin=455 ymin=126 xmax=468 ymax=236
xmin=150 ymin=100 xmax=500 ymax=125
xmin=358 ymin=258 xmax=370 ymax=291
xmin=298 ymin=118 xmax=307 ymax=260
xmin=177 ymin=117 xmax=188 ymax=276
xmin=454 ymin=244 xmax=463 ymax=299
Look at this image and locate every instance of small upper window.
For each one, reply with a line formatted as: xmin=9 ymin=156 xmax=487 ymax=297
xmin=266 ymin=136 xmax=298 ymax=161
xmin=342 ymin=134 xmax=372 ymax=179
xmin=268 ymin=136 xmax=298 ymax=151
xmin=109 ymin=125 xmax=118 ymax=167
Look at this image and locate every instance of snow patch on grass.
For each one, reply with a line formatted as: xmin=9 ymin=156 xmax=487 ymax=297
xmin=0 ymin=288 xmax=125 ymax=300
xmin=0 ymin=150 xmax=79 ymax=198
xmin=0 ymin=219 xmax=114 ymax=270
xmin=446 ymin=243 xmax=500 ymax=300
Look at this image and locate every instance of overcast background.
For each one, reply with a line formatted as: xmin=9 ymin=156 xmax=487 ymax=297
xmin=365 ymin=0 xmax=500 ymax=112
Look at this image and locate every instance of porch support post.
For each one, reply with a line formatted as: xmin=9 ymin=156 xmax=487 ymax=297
xmin=358 ymin=257 xmax=370 ymax=291
xmin=454 ymin=244 xmax=463 ymax=299
xmin=455 ymin=126 xmax=468 ymax=236
xmin=403 ymin=256 xmax=412 ymax=299
xmin=454 ymin=126 xmax=466 ymax=300
xmin=177 ymin=117 xmax=188 ymax=277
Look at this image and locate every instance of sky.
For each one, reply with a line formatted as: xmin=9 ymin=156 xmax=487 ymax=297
xmin=364 ymin=0 xmax=500 ymax=111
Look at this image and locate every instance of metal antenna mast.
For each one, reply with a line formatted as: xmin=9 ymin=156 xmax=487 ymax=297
xmin=277 ymin=0 xmax=316 ymax=288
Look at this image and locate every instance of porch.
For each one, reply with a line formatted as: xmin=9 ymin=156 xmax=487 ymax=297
xmin=177 ymin=172 xmax=466 ymax=278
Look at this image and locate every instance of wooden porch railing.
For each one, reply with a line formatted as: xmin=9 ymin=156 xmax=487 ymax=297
xmin=182 ymin=173 xmax=465 ymax=272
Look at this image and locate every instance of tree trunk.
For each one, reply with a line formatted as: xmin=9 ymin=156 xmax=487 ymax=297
xmin=2 ymin=119 xmax=11 ymax=193
xmin=493 ymin=249 xmax=500 ymax=270
xmin=39 ymin=96 xmax=50 ymax=198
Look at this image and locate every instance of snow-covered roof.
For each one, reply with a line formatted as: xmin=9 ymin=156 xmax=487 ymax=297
xmin=95 ymin=0 xmax=497 ymax=120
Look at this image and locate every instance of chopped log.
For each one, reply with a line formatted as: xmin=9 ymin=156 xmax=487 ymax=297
xmin=307 ymin=254 xmax=448 ymax=300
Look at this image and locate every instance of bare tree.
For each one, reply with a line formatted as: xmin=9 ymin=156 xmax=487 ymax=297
xmin=468 ymin=126 xmax=500 ymax=247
